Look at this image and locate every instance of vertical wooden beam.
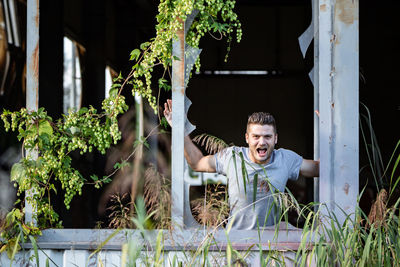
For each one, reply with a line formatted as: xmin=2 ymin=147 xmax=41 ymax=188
xmin=318 ymin=0 xmax=359 ymax=223
xmin=171 ymin=24 xmax=185 ymax=227
xmin=25 ymin=0 xmax=40 ymax=224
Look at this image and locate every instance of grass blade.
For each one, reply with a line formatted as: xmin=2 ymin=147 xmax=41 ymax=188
xmin=29 ymin=235 xmax=40 ymax=267
xmin=86 ymin=229 xmax=121 ymax=267
xmin=253 ymin=173 xmax=258 ymax=207
xmin=239 ymin=152 xmax=248 ymax=193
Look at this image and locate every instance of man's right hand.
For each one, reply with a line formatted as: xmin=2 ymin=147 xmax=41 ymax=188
xmin=163 ymin=99 xmax=173 ymax=127
xmin=162 ymin=99 xmax=216 ymax=173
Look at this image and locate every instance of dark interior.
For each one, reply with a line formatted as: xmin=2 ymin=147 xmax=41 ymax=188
xmin=0 ymin=0 xmax=399 ymax=228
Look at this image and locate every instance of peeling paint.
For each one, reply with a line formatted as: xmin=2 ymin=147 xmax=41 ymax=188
xmin=35 ymin=0 xmax=40 ymax=27
xmin=331 ymin=33 xmax=340 ymax=45
xmin=29 ymin=43 xmax=39 ymax=107
xmin=172 ymin=27 xmax=185 ymax=95
xmin=31 ymin=44 xmax=39 ymax=78
xmin=320 ymin=4 xmax=326 ymax=12
xmin=336 ymin=0 xmax=358 ymax=25
xmin=330 ymin=34 xmax=336 ymax=43
xmin=343 ymin=183 xmax=350 ymax=195
xmin=330 ymin=67 xmax=336 ymax=78
xmin=178 ymin=29 xmax=185 ymax=94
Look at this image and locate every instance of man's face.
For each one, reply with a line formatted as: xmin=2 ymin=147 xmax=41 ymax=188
xmin=245 ymin=124 xmax=277 ymax=164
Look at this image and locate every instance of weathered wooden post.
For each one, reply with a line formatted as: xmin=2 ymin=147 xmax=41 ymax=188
xmin=171 ymin=21 xmax=186 ymax=228
xmin=318 ymin=0 xmax=359 ymax=223
xmin=25 ymin=0 xmax=39 ymax=225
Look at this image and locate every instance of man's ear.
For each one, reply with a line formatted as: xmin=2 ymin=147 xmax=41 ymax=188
xmin=245 ymin=132 xmax=249 ymax=144
xmin=274 ymin=133 xmax=278 ymax=144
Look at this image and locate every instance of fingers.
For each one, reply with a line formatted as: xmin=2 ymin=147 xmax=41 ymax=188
xmin=167 ymin=99 xmax=172 ymax=112
xmin=163 ymin=102 xmax=168 ymax=116
xmin=163 ymin=99 xmax=173 ymax=126
xmin=164 ymin=99 xmax=172 ymax=113
xmin=163 ymin=99 xmax=171 ymax=114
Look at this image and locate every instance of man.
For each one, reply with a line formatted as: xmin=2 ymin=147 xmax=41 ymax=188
xmin=164 ymin=99 xmax=319 ymax=230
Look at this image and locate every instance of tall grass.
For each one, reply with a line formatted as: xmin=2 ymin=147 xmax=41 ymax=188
xmin=119 ymin=187 xmax=400 ymax=266
xmin=118 ymin=121 xmax=400 ymax=266
xmin=116 ymin=130 xmax=400 ymax=266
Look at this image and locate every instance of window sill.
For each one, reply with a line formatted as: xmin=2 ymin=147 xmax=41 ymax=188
xmin=23 ymin=222 xmax=305 ymax=251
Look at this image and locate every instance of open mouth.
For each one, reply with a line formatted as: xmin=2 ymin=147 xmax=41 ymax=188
xmin=256 ymin=148 xmax=268 ymax=157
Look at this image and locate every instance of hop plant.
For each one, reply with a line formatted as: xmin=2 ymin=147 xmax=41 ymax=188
xmin=0 ymin=0 xmax=242 ymax=231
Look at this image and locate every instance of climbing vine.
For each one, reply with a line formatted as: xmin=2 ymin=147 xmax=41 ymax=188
xmin=0 ymin=0 xmax=241 ymax=250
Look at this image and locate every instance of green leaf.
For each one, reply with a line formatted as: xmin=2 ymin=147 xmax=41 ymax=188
xmin=17 ymin=129 xmax=25 ymax=141
xmin=113 ymin=162 xmax=121 ymax=169
xmin=39 ymin=133 xmax=51 ymax=147
xmin=90 ymin=175 xmax=99 ymax=181
xmin=7 ymin=235 xmax=21 ymax=261
xmin=114 ymin=161 xmax=129 ymax=170
xmin=38 ymin=120 xmax=53 ymax=137
xmin=109 ymin=88 xmax=118 ymax=97
xmin=50 ymin=184 xmax=57 ymax=194
xmin=141 ymin=137 xmax=150 ymax=149
xmin=158 ymin=78 xmax=167 ymax=85
xmin=140 ymin=42 xmax=151 ymax=50
xmin=78 ymin=107 xmax=88 ymax=115
xmin=108 ymin=83 xmax=121 ymax=97
xmin=111 ymin=83 xmax=122 ymax=89
xmin=164 ymin=84 xmax=171 ymax=91
xmin=29 ymin=236 xmax=40 ymax=267
xmin=132 ymin=63 xmax=138 ymax=70
xmin=102 ymin=176 xmax=112 ymax=184
xmin=130 ymin=49 xmax=141 ymax=61
xmin=173 ymin=55 xmax=180 ymax=61
xmin=165 ymin=58 xmax=172 ymax=65
xmin=113 ymin=72 xmax=123 ymax=82
xmin=10 ymin=163 xmax=26 ymax=183
xmin=158 ymin=78 xmax=171 ymax=91
xmin=161 ymin=117 xmax=169 ymax=129
xmin=37 ymin=107 xmax=45 ymax=115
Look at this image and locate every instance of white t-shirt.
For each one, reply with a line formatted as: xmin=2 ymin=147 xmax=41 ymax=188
xmin=214 ymin=147 xmax=303 ymax=230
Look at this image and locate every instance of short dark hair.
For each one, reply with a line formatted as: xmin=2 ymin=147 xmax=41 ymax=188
xmin=247 ymin=112 xmax=277 ymax=133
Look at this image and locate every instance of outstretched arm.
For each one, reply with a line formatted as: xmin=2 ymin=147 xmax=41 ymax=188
xmin=300 ymin=159 xmax=319 ymax=178
xmin=163 ymin=99 xmax=216 ymax=172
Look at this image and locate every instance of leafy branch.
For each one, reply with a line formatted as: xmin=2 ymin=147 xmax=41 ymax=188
xmin=0 ymin=0 xmax=242 ymax=247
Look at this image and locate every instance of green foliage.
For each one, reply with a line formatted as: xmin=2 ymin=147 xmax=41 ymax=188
xmin=1 ymin=99 xmax=128 ymax=229
xmin=0 ymin=208 xmax=41 ymax=259
xmin=0 ymin=0 xmax=242 ymax=257
xmin=125 ymin=0 xmax=242 ymax=112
